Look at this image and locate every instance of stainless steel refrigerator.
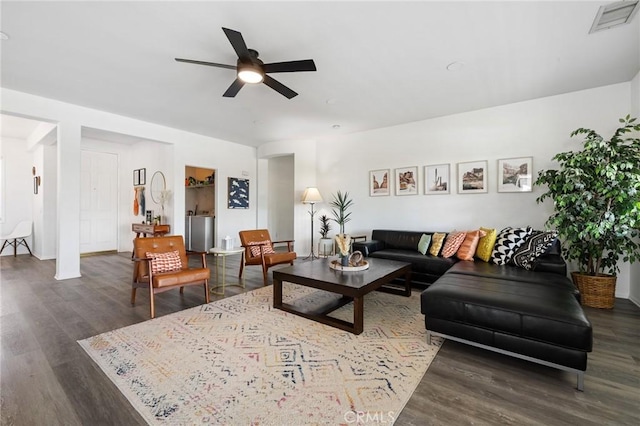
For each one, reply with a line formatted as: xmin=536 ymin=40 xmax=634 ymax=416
xmin=185 ymin=216 xmax=214 ymax=252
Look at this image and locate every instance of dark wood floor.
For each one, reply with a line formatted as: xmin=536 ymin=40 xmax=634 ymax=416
xmin=1 ymin=253 xmax=638 ymax=425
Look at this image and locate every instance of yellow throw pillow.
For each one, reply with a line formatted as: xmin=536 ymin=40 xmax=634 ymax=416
xmin=429 ymin=233 xmax=447 ymax=256
xmin=476 ymin=227 xmax=497 ymax=262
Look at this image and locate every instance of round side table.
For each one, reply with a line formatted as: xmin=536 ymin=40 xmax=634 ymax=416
xmin=209 ymin=247 xmax=245 ymax=295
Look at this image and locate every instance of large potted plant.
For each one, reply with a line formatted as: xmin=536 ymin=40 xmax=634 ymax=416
xmin=535 ymin=115 xmax=640 ymax=308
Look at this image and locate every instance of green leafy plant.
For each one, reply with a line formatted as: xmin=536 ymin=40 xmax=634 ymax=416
xmin=330 ymin=190 xmax=354 ymax=235
xmin=535 ymin=115 xmax=640 ymax=275
xmin=318 ymin=214 xmax=331 ymax=238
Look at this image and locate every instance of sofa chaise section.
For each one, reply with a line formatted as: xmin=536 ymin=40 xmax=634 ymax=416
xmin=421 ymin=261 xmax=592 ymax=390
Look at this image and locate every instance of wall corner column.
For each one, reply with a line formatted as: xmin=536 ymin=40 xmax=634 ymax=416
xmin=55 ymin=122 xmax=81 ymax=280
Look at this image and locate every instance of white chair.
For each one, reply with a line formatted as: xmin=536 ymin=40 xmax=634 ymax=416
xmin=1 ymin=220 xmax=33 ymax=257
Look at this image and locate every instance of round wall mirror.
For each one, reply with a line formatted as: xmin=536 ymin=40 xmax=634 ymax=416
xmin=150 ymin=171 xmax=166 ymax=204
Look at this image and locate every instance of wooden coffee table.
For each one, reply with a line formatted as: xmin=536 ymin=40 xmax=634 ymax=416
xmin=272 ymin=258 xmax=411 ymax=334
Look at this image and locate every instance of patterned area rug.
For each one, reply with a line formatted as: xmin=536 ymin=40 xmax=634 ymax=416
xmin=79 ymin=284 xmax=441 ymax=425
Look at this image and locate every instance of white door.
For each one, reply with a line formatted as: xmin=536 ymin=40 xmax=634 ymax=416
xmin=80 ymin=150 xmax=118 ymax=253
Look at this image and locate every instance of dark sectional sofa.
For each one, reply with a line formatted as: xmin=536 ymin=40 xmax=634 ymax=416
xmin=353 ymin=229 xmax=593 ymax=390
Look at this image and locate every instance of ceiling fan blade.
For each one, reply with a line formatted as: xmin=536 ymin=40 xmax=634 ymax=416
xmin=263 ymin=60 xmax=317 ymax=73
xmin=223 ymin=79 xmax=245 ymax=97
xmin=175 ymin=58 xmax=236 ymax=70
xmin=263 ymin=75 xmax=298 ymax=99
xmin=222 ymin=27 xmax=250 ymax=59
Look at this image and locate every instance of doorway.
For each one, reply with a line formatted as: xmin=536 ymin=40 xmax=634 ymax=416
xmin=80 ymin=150 xmax=118 ymax=254
xmin=185 ymin=166 xmax=215 ymax=251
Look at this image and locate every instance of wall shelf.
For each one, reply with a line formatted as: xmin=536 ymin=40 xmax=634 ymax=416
xmin=186 ymin=184 xmax=214 ymax=188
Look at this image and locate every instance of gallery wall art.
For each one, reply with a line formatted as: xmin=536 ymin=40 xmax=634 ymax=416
xmin=228 ymin=177 xmax=249 ymax=209
xmin=369 ymin=169 xmax=390 ymax=196
xmin=457 ymin=160 xmax=487 ymax=194
xmin=395 ymin=166 xmax=418 ymax=196
xmin=498 ymin=157 xmax=533 ymax=192
xmin=424 ymin=164 xmax=450 ymax=195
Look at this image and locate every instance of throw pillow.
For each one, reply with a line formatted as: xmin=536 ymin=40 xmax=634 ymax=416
xmin=441 ymin=231 xmax=467 ymax=258
xmin=417 ymin=233 xmax=432 ymax=255
xmin=146 ymin=250 xmax=182 ymax=274
xmin=249 ymin=241 xmax=275 ymax=257
xmin=511 ymin=230 xmax=559 ymax=270
xmin=490 ymin=226 xmax=533 ymax=265
xmin=456 ymin=229 xmax=487 ymax=261
xmin=428 ymin=233 xmax=447 ymax=256
xmin=475 ymin=227 xmax=497 ymax=262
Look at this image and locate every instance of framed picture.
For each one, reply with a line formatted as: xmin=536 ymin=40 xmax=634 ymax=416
xmin=498 ymin=157 xmax=533 ymax=192
xmin=424 ymin=164 xmax=450 ymax=195
xmin=133 ymin=169 xmax=140 ymax=186
xmin=394 ymin=166 xmax=418 ymax=195
xmin=457 ymin=160 xmax=488 ymax=194
xmin=369 ymin=169 xmax=390 ymax=196
xmin=228 ymin=177 xmax=249 ymax=209
xmin=139 ymin=168 xmax=146 ymax=185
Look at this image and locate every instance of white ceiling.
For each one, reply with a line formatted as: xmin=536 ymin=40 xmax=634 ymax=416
xmin=1 ymin=1 xmax=639 ymax=147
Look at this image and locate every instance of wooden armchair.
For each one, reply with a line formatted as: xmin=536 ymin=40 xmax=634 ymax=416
xmin=132 ymin=235 xmax=210 ymax=318
xmin=238 ymin=229 xmax=296 ymax=286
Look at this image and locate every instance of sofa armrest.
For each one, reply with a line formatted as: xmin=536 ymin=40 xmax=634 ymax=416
xmin=532 ymin=253 xmax=567 ymax=276
xmin=352 ymin=240 xmax=385 ymax=257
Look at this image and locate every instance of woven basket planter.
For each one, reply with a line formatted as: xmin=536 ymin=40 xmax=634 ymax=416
xmin=571 ymin=272 xmax=616 ymax=309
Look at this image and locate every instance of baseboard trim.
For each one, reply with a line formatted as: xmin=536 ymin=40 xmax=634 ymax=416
xmin=629 ymin=295 xmax=640 ymax=308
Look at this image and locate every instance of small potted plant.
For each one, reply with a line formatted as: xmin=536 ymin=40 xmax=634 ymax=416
xmin=318 ymin=214 xmax=333 ymax=257
xmin=535 ymin=115 xmax=640 ymax=308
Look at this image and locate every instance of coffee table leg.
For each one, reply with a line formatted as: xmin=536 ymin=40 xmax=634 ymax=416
xmin=273 ymin=278 xmax=283 ymax=308
xmin=353 ymin=296 xmax=364 ymax=334
xmin=403 ymin=267 xmax=411 ymax=296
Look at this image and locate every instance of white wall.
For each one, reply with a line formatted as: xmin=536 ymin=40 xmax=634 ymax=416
xmin=315 ymin=82 xmax=633 ymax=298
xmin=0 ymin=137 xmax=33 ymax=256
xmin=268 ymin=155 xmax=295 ymax=242
xmin=2 ymin=88 xmax=258 ymax=277
xmin=257 ymin=140 xmax=317 ymax=254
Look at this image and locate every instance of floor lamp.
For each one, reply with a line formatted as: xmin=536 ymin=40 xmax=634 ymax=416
xmin=301 ymin=187 xmax=323 ymax=260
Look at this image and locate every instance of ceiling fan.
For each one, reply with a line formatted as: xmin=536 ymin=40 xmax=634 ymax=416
xmin=175 ymin=27 xmax=317 ymax=99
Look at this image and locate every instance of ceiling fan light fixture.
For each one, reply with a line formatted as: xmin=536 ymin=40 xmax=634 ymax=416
xmin=238 ymin=64 xmax=264 ymax=84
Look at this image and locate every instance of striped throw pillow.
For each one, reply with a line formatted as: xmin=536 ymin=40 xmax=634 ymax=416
xmin=456 ymin=229 xmax=487 ymax=261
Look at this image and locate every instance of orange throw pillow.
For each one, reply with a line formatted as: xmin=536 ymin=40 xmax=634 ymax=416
xmin=441 ymin=231 xmax=467 ymax=258
xmin=456 ymin=229 xmax=487 ymax=261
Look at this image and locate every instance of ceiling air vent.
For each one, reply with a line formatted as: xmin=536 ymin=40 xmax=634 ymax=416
xmin=589 ymin=0 xmax=640 ymax=33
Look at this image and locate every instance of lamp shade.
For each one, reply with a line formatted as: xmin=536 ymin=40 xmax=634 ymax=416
xmin=301 ymin=187 xmax=323 ymax=204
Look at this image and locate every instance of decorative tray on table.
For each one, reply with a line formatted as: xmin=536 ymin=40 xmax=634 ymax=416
xmin=329 ymin=260 xmax=369 ymax=271
xmin=329 ymin=251 xmax=369 ymax=271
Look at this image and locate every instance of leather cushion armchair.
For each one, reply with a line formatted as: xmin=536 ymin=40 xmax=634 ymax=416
xmin=132 ymin=235 xmax=210 ymax=318
xmin=239 ymin=229 xmax=296 ymax=286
